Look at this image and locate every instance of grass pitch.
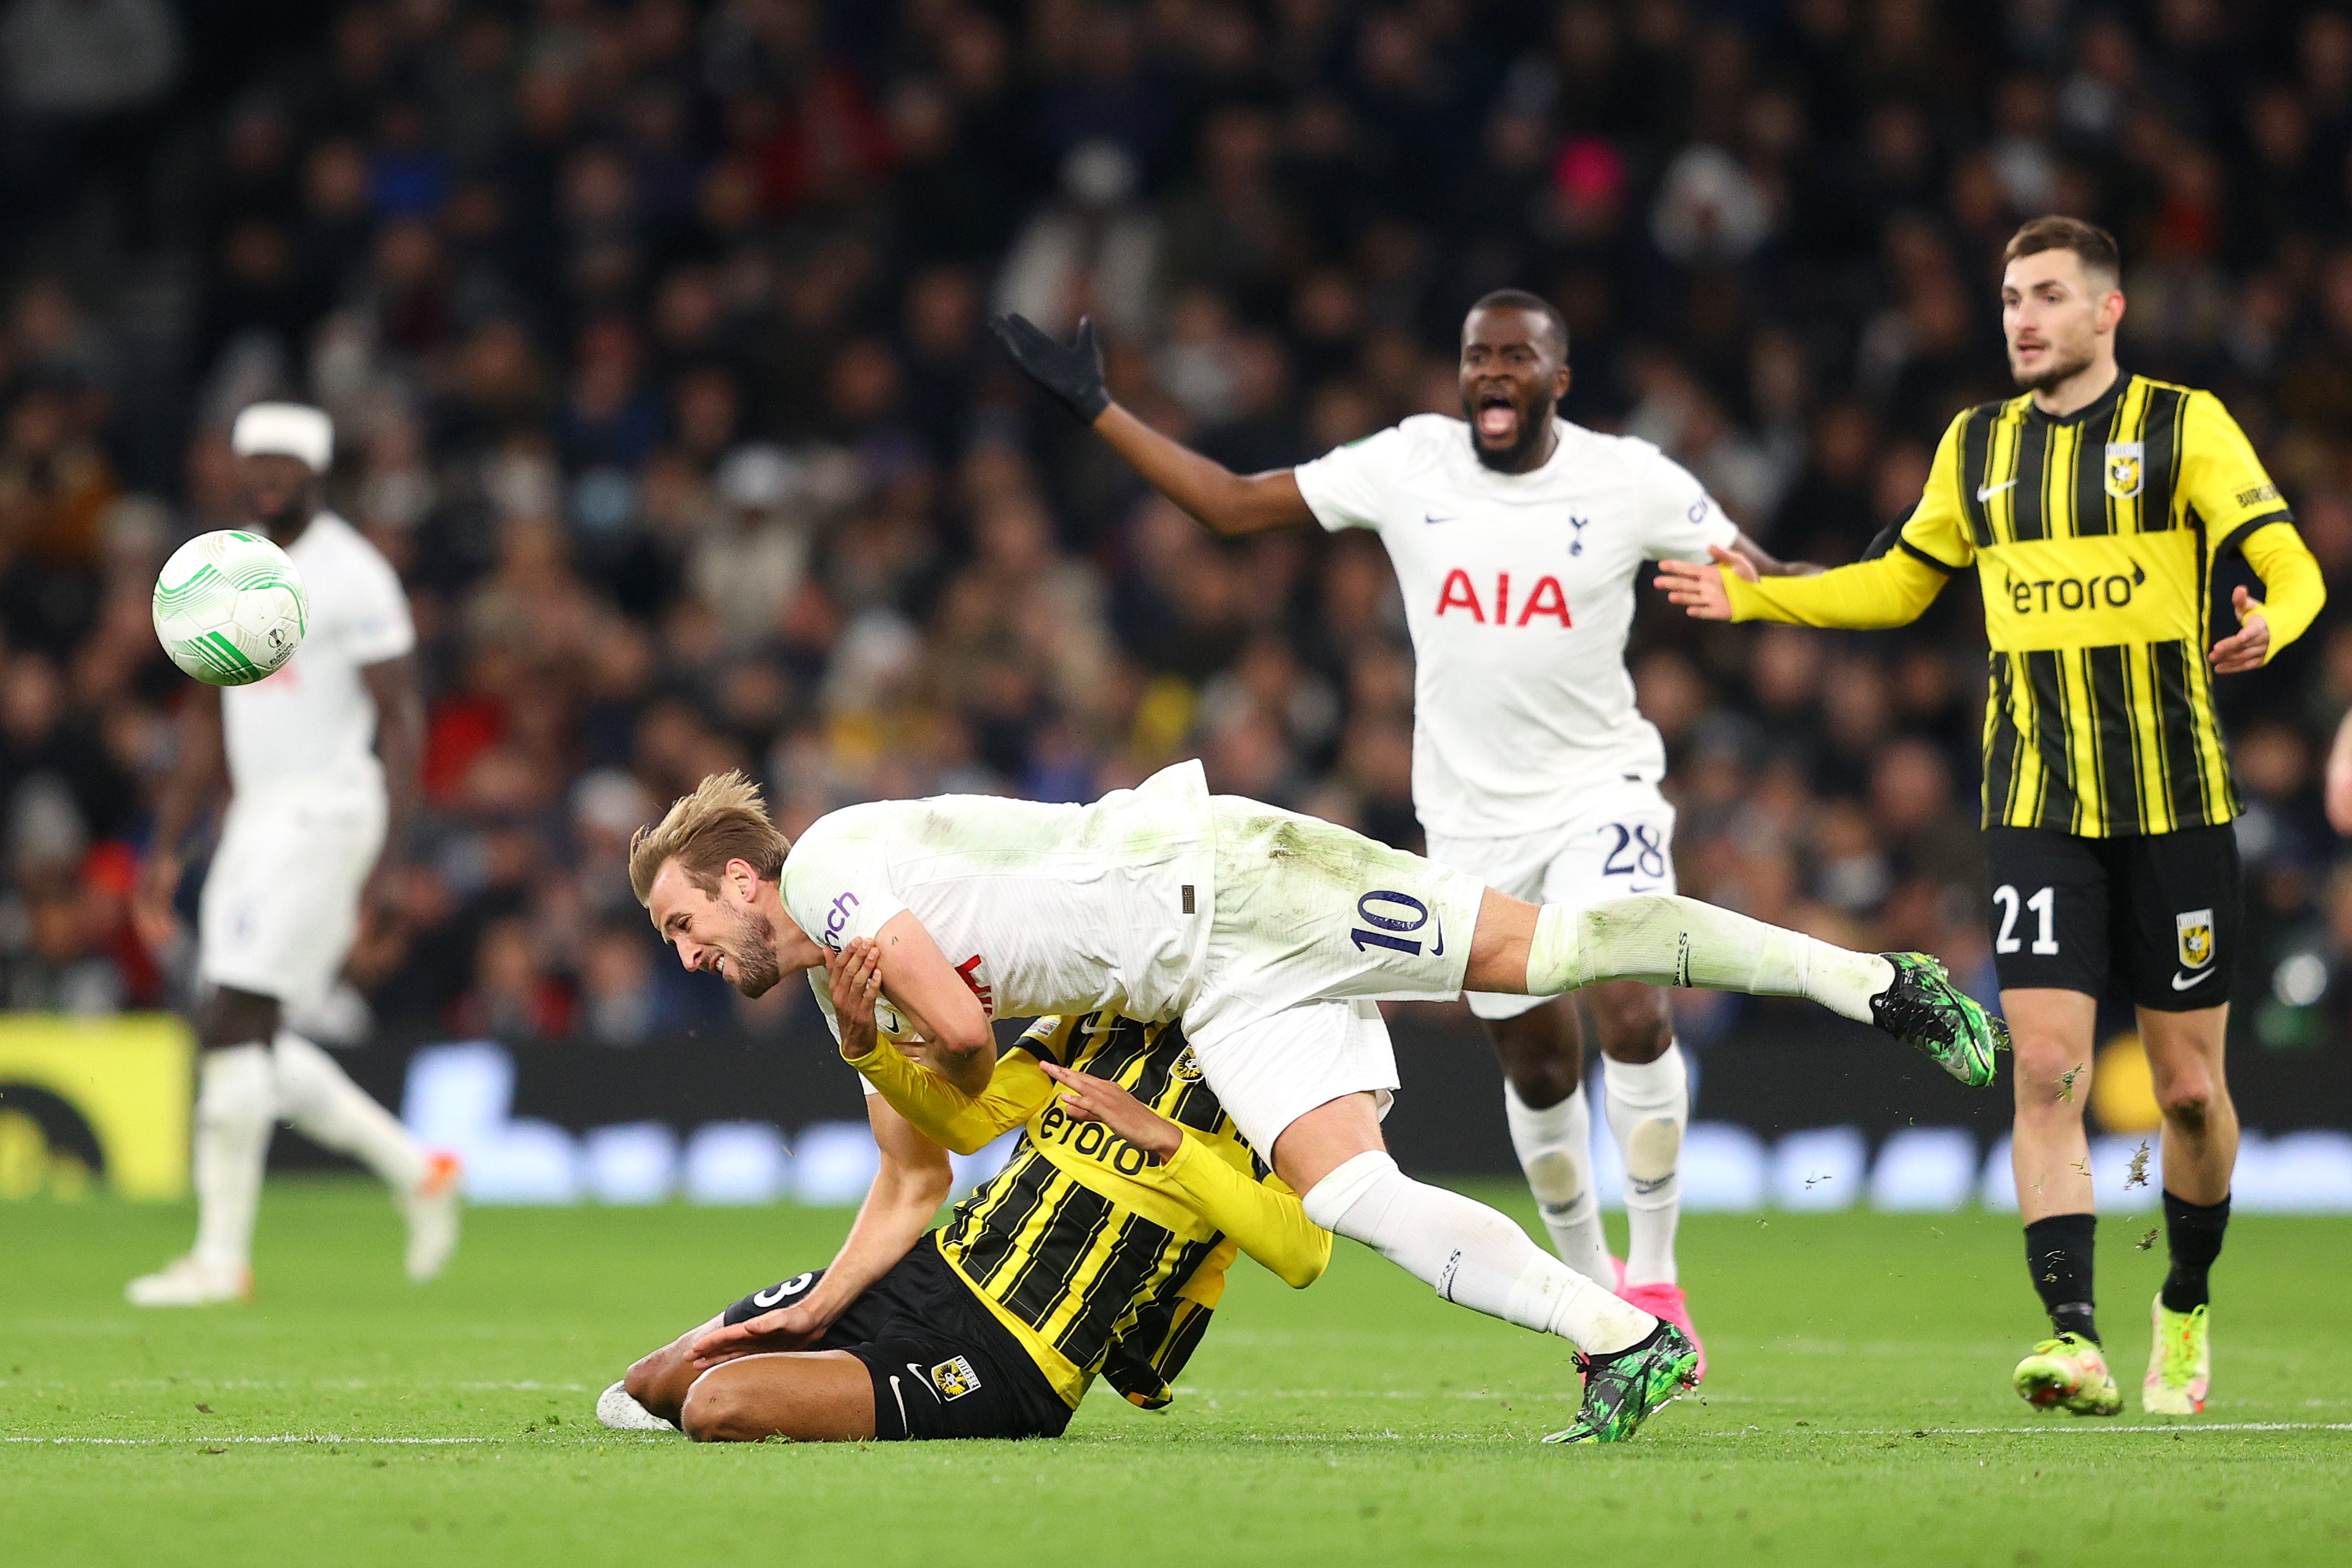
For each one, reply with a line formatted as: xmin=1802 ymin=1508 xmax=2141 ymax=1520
xmin=5 ymin=1180 xmax=2349 ymax=1567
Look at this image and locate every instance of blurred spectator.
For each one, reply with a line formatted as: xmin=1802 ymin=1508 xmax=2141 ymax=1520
xmin=0 ymin=0 xmax=2339 ymax=1065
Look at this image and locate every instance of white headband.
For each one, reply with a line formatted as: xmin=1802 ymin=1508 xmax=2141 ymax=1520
xmin=230 ymin=402 xmax=334 ymax=474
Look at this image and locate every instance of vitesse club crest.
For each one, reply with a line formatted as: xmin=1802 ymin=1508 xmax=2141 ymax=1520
xmin=1169 ymin=1047 xmax=1203 ymax=1082
xmin=2105 ymin=441 xmax=2145 ymax=500
xmin=2176 ymin=908 xmax=2215 ymax=970
xmin=930 ymin=1356 xmax=982 ymax=1401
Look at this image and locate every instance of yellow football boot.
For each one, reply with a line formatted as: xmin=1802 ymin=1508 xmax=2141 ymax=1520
xmin=2142 ymin=1296 xmax=2210 ymax=1415
xmin=2013 ymin=1332 xmax=2123 ymax=1416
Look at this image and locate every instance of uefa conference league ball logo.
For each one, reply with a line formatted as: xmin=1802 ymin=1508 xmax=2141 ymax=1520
xmin=152 ymin=530 xmax=311 ymax=687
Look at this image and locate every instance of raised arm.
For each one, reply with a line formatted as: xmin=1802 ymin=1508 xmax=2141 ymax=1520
xmin=991 ymin=314 xmax=1314 ymax=538
xmin=132 ymin=682 xmax=226 ymax=952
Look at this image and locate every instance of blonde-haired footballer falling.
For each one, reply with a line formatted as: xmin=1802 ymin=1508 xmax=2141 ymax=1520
xmin=630 ymin=768 xmax=2005 ymax=1442
xmin=126 ymin=403 xmax=459 ymax=1306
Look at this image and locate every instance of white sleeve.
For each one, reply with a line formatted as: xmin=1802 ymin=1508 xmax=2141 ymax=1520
xmin=341 ymin=548 xmax=417 ymax=666
xmin=781 ymin=835 xmax=908 ymax=958
xmin=1291 ymin=425 xmax=1411 ymax=533
xmin=1636 ymin=450 xmax=1740 ymax=562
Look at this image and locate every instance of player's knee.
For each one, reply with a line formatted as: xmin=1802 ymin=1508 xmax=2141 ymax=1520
xmin=679 ymin=1375 xmax=764 ymax=1443
xmin=1596 ymin=1004 xmax=1672 ymax=1064
xmin=2157 ymin=1078 xmax=2212 ymax=1134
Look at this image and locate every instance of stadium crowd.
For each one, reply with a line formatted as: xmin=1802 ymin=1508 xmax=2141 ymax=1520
xmin=3 ymin=0 xmax=2350 ymax=1059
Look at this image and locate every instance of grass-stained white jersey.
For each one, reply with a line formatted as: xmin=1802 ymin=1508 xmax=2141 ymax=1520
xmin=1294 ymin=414 xmax=1737 ymax=838
xmin=783 ymin=761 xmax=1216 ymax=1034
xmin=221 ymin=512 xmax=414 ymax=800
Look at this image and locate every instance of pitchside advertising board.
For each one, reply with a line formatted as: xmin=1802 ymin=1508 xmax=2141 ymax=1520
xmin=5 ymin=1005 xmax=2349 ymax=1210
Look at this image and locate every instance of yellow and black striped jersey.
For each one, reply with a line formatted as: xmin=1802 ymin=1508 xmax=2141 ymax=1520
xmin=1727 ymin=374 xmax=2325 ymax=837
xmin=857 ymin=1010 xmax=1326 ymax=1411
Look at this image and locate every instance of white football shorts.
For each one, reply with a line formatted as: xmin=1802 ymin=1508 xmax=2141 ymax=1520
xmin=1181 ymin=997 xmax=1397 ymax=1158
xmin=1191 ymin=797 xmax=1483 ymax=1031
xmin=1425 ymin=777 xmax=1680 ymax=1021
xmin=198 ymin=783 xmax=385 ymax=1008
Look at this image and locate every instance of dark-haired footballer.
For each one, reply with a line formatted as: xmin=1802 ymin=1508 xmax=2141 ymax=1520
xmin=1663 ymin=215 xmax=2327 ymax=1418
xmin=991 ymin=290 xmax=1818 ymax=1375
xmin=601 ymin=939 xmax=1329 ymax=1442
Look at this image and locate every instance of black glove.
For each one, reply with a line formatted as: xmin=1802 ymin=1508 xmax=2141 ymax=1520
xmin=989 ymin=312 xmax=1111 ymax=423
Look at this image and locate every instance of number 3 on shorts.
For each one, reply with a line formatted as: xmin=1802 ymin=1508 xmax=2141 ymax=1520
xmin=1351 ymin=890 xmax=1441 ymax=957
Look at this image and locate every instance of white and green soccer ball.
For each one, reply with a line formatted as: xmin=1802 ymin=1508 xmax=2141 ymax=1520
xmin=152 ymin=530 xmax=310 ymax=685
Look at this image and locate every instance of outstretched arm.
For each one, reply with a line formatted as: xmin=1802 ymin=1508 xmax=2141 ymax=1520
xmin=991 ymin=313 xmax=1314 ymax=537
xmin=1657 ymin=544 xmax=1946 ymax=627
xmin=685 ymin=1092 xmax=950 ymax=1366
xmin=1040 ymin=1061 xmax=1332 ymax=1289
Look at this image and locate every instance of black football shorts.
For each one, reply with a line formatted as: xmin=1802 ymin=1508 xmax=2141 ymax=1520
xmin=1980 ymin=823 xmax=2240 ymax=1011
xmin=721 ymin=1239 xmax=1071 ymax=1441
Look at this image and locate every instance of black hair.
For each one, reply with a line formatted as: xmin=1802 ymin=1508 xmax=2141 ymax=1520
xmin=1466 ymin=289 xmax=1569 ymax=361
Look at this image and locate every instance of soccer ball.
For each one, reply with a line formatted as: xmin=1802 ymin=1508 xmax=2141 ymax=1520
xmin=151 ymin=531 xmax=310 ymax=685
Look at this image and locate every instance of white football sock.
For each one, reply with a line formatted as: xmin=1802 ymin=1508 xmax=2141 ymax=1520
xmin=1503 ymin=1081 xmax=1613 ymax=1286
xmin=273 ymin=1030 xmax=429 ymax=1191
xmin=1529 ymin=895 xmax=1894 ymax=1022
xmin=1605 ymin=1046 xmax=1689 ymax=1288
xmin=1302 ymin=1152 xmax=1655 ymax=1356
xmin=191 ymin=1044 xmax=275 ymax=1275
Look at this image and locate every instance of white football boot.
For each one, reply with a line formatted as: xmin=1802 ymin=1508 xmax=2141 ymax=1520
xmin=596 ymin=1382 xmax=679 ymax=1432
xmin=401 ymin=1150 xmax=464 ymax=1284
xmin=126 ymin=1255 xmax=252 ymax=1307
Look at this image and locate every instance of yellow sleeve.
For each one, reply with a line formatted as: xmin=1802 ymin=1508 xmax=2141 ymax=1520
xmin=2237 ymin=522 xmax=2327 ymax=660
xmin=1723 ymin=548 xmax=1950 ymax=628
xmin=848 ymin=1039 xmax=1054 ymax=1155
xmin=1723 ymin=410 xmax=1971 ymax=627
xmin=1159 ymin=1133 xmax=1332 ymax=1289
xmin=2183 ymin=390 xmax=2295 ymax=555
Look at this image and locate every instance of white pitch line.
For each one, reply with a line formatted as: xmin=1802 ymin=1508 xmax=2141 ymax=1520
xmin=5 ymin=1435 xmax=495 ymax=1445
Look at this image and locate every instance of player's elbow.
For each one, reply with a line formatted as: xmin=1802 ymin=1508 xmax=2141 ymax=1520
xmin=1275 ymin=1246 xmax=1330 ymax=1290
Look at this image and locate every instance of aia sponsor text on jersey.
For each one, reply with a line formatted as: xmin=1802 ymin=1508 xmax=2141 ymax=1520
xmin=1433 ymin=569 xmax=1572 ymax=627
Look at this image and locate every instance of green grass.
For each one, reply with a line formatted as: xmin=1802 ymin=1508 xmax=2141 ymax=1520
xmin=5 ymin=1180 xmax=2349 ymax=1567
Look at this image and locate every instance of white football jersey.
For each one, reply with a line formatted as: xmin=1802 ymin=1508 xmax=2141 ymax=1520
xmin=1294 ymin=414 xmax=1737 ymax=838
xmin=783 ymin=761 xmax=1214 ymax=1039
xmin=222 ymin=512 xmax=415 ymax=800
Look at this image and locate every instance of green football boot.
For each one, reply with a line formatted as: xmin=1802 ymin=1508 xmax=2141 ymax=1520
xmin=2142 ymin=1296 xmax=2210 ymax=1415
xmin=1543 ymin=1325 xmax=1701 ymax=1445
xmin=2012 ymin=1332 xmax=2123 ymax=1416
xmin=1870 ymin=952 xmax=2008 ymax=1088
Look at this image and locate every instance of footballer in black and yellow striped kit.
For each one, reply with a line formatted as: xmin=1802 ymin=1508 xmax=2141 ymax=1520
xmin=1660 ymin=215 xmax=2323 ymax=1420
xmin=1762 ymin=370 xmax=2307 ymax=839
xmin=612 ymin=1004 xmax=1328 ymax=1442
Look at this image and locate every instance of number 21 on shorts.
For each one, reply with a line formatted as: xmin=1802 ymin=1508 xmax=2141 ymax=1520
xmin=1992 ymin=884 xmax=2060 ymax=955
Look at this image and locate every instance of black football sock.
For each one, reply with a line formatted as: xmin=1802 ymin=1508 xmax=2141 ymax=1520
xmin=2159 ymin=1190 xmax=2229 ymax=1313
xmin=2024 ymin=1212 xmax=2099 ymax=1344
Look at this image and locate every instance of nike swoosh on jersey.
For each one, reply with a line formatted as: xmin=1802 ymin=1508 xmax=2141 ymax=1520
xmin=1424 ymin=514 xmax=1454 ymax=524
xmin=1975 ymin=478 xmax=2019 ymax=502
xmin=2171 ymin=968 xmax=2214 ymax=991
xmin=907 ymin=1363 xmax=941 ymax=1399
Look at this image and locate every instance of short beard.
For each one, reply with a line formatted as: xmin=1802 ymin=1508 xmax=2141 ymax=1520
xmin=718 ymin=903 xmax=784 ymax=998
xmin=1464 ymin=394 xmax=1553 ymax=472
xmin=2011 ymin=342 xmax=2096 ymax=394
